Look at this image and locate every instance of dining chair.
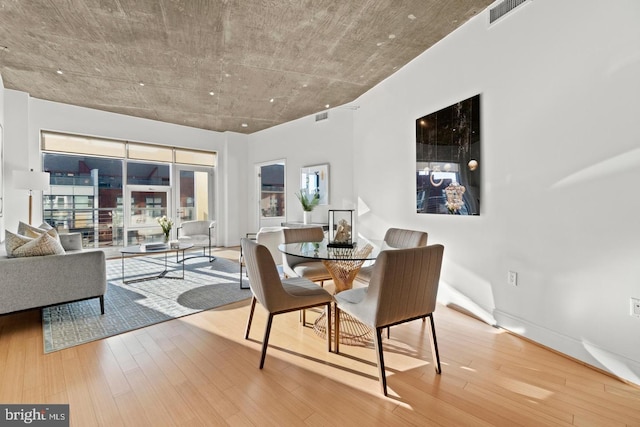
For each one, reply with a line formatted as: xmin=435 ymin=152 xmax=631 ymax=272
xmin=356 ymin=227 xmax=428 ymax=283
xmin=241 ymin=238 xmax=333 ymax=368
xmin=334 ymin=244 xmax=444 ymax=396
xmin=282 ymin=226 xmax=332 ymax=284
xmin=282 ymin=226 xmax=333 ymax=325
xmin=176 ymin=220 xmax=216 ymax=262
xmin=239 ymin=227 xmax=286 ymax=289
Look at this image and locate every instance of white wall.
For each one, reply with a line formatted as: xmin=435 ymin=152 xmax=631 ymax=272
xmin=2 ymin=90 xmax=249 ymax=246
xmin=246 ymin=108 xmax=355 ymax=235
xmin=353 ymin=0 xmax=640 ymax=384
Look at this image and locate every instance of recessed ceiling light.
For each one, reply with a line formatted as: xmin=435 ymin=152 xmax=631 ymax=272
xmin=325 ymin=104 xmax=330 ymax=109
xmin=376 ymin=42 xmax=384 ymax=47
xmin=269 ymin=98 xmax=274 ymax=103
xmin=209 ymin=91 xmax=215 ymax=96
xmin=241 ymin=123 xmax=248 ymax=128
xmin=139 ymin=82 xmax=145 ymax=86
xmin=56 ymin=69 xmax=63 ymax=75
xmin=408 ymin=14 xmax=416 ymax=20
xmin=388 ymin=34 xmax=396 ymax=39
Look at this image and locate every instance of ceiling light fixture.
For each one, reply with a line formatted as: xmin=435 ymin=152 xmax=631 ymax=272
xmin=241 ymin=123 xmax=248 ymax=128
xmin=325 ymin=104 xmax=330 ymax=109
xmin=139 ymin=82 xmax=145 ymax=86
xmin=408 ymin=14 xmax=417 ymax=20
xmin=209 ymin=91 xmax=215 ymax=96
xmin=269 ymin=98 xmax=274 ymax=103
xmin=388 ymin=34 xmax=396 ymax=39
xmin=56 ymin=69 xmax=63 ymax=75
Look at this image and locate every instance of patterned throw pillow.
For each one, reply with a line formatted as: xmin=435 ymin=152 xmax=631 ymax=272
xmin=4 ymin=230 xmax=66 ymax=258
xmin=4 ymin=231 xmax=32 ymax=257
xmin=13 ymin=232 xmax=66 ymax=258
xmin=17 ymin=221 xmax=61 ymax=243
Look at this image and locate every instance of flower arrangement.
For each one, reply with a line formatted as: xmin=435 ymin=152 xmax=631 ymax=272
xmin=295 ymin=189 xmax=320 ymax=212
xmin=157 ymin=215 xmax=174 ymax=241
xmin=444 ymin=183 xmax=466 ymax=214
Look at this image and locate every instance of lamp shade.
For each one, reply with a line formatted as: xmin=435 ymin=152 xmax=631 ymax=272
xmin=13 ymin=169 xmax=51 ymax=191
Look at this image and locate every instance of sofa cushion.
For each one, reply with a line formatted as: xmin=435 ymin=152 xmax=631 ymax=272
xmin=5 ymin=230 xmax=66 ymax=257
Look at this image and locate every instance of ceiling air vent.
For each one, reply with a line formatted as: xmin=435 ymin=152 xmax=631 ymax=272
xmin=489 ymin=0 xmax=528 ymax=24
xmin=315 ymin=111 xmax=329 ymax=122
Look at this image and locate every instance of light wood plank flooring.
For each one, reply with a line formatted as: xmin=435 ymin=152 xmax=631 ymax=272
xmin=1 ymin=248 xmax=639 ymax=426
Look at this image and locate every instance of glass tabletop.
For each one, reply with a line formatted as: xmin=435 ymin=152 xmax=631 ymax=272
xmin=120 ymin=243 xmax=194 ymax=254
xmin=279 ymin=239 xmax=384 ymax=261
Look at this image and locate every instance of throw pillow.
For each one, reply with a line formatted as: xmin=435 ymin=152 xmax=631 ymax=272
xmin=18 ymin=221 xmax=61 ymax=243
xmin=4 ymin=231 xmax=32 ymax=258
xmin=11 ymin=232 xmax=66 ymax=258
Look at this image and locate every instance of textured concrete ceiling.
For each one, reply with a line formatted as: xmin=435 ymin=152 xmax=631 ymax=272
xmin=0 ymin=0 xmax=493 ymax=134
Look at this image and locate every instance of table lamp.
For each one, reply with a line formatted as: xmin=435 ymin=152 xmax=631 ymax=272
xmin=13 ymin=168 xmax=51 ymax=225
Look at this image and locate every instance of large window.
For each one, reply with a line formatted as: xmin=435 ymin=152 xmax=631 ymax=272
xmin=43 ymin=153 xmax=123 ymax=247
xmin=41 ymin=131 xmax=217 ymax=248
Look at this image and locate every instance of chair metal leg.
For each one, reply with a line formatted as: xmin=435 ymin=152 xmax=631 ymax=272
xmin=326 ymin=303 xmax=332 ymax=353
xmin=374 ymin=327 xmax=388 ymax=396
xmin=245 ymin=297 xmax=257 ymax=339
xmin=334 ymin=306 xmax=341 ymax=354
xmin=99 ymin=296 xmax=105 ymax=315
xmin=427 ymin=313 xmax=442 ymax=374
xmin=259 ymin=314 xmax=274 ymax=369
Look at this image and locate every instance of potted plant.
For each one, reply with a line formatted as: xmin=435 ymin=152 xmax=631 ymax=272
xmin=295 ymin=189 xmax=320 ymax=224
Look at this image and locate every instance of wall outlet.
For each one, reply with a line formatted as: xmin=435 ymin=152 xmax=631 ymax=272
xmin=631 ymin=298 xmax=640 ymax=317
xmin=507 ymin=271 xmax=518 ymax=286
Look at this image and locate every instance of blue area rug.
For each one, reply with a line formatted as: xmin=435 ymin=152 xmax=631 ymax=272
xmin=42 ymin=255 xmax=250 ymax=353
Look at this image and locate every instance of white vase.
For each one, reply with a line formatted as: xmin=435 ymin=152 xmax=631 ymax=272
xmin=303 ymin=211 xmax=312 ymax=224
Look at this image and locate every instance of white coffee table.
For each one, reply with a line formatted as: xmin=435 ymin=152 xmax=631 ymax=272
xmin=120 ymin=243 xmax=194 ymax=284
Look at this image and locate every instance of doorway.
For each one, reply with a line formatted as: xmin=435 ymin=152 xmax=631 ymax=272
xmin=256 ymin=160 xmax=285 ymax=230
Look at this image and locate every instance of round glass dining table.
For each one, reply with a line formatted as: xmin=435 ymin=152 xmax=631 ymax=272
xmin=278 ymin=239 xmax=383 ymax=292
xmin=279 ymin=239 xmax=384 ymax=345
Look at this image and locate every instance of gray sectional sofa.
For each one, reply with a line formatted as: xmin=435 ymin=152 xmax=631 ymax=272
xmin=0 ymin=233 xmax=107 ymax=315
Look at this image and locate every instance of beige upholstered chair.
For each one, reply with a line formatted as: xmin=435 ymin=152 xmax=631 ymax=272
xmin=239 ymin=227 xmax=286 ymax=289
xmin=356 ymin=227 xmax=428 ymax=283
xmin=334 ymin=244 xmax=445 ymax=395
xmin=282 ymin=227 xmax=332 ymax=284
xmin=177 ymin=220 xmax=216 ymax=262
xmin=241 ymin=238 xmax=333 ymax=368
xmin=282 ymin=226 xmax=332 ymax=324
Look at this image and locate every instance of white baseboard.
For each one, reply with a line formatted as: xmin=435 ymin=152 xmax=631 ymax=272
xmin=493 ymin=309 xmax=640 ymax=387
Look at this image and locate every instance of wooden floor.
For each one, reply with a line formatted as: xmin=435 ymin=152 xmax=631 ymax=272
xmin=1 ymin=249 xmax=639 ymax=426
